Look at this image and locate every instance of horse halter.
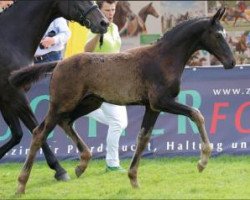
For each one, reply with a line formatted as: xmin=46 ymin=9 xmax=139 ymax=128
xmin=78 ymin=4 xmax=98 ymax=28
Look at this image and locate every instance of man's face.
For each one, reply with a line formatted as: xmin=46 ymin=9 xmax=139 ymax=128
xmin=101 ymin=2 xmax=116 ymax=23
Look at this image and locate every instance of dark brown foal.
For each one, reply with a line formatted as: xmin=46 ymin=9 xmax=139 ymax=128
xmin=10 ymin=8 xmax=235 ymax=193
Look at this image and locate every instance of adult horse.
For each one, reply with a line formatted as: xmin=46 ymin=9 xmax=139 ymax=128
xmin=229 ymin=33 xmax=248 ymax=54
xmin=10 ymin=8 xmax=235 ymax=194
xmin=113 ymin=1 xmax=136 ymax=31
xmin=124 ymin=2 xmax=160 ymax=37
xmin=175 ymin=11 xmax=190 ymax=25
xmin=221 ymin=6 xmax=250 ymax=26
xmin=0 ymin=0 xmax=108 ymax=182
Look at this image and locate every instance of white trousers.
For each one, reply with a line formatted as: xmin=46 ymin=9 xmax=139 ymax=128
xmin=87 ymin=102 xmax=128 ymax=167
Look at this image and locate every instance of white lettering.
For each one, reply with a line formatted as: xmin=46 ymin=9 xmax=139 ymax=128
xmin=166 ymin=142 xmax=174 ymax=150
xmin=131 ymin=145 xmax=136 ymax=151
xmin=97 ymin=143 xmax=103 ymax=152
xmin=67 ymin=145 xmax=74 ymax=153
xmin=54 ymin=148 xmax=59 ymax=154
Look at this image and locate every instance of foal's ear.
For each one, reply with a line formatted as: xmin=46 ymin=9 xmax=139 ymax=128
xmin=211 ymin=7 xmax=225 ymax=24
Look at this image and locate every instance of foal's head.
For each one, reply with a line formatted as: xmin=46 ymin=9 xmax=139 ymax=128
xmin=56 ymin=1 xmax=109 ymax=34
xmin=200 ymin=8 xmax=235 ymax=69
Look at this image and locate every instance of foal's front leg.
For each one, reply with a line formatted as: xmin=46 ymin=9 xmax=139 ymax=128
xmin=128 ymin=107 xmax=159 ymax=188
xmin=152 ymin=96 xmax=212 ymax=172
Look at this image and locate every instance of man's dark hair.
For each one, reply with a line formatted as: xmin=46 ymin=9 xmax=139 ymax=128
xmin=96 ymin=1 xmax=116 ymax=9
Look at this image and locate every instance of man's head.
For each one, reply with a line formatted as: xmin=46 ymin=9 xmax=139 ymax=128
xmin=96 ymin=1 xmax=117 ymax=22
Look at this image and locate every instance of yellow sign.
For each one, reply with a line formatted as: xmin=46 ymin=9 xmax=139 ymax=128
xmin=64 ymin=22 xmax=89 ymax=58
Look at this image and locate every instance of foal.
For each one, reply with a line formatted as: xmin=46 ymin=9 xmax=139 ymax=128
xmin=11 ymin=8 xmax=235 ymax=194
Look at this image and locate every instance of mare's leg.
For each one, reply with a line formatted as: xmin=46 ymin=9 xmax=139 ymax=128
xmin=151 ymin=96 xmax=212 ymax=172
xmin=0 ymin=104 xmax=23 ymax=159
xmin=15 ymin=91 xmax=69 ymax=181
xmin=17 ymin=109 xmax=59 ymax=194
xmin=128 ymin=106 xmax=159 ymax=188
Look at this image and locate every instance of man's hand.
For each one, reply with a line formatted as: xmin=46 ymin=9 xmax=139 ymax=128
xmin=40 ymin=37 xmax=55 ymax=49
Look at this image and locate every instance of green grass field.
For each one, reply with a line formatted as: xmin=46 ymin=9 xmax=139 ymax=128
xmin=0 ymin=156 xmax=250 ymax=199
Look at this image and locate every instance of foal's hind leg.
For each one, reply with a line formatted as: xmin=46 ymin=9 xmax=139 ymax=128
xmin=17 ymin=110 xmax=59 ymax=194
xmin=128 ymin=106 xmax=159 ymax=188
xmin=151 ymin=97 xmax=212 ymax=173
xmin=59 ymin=95 xmax=103 ymax=177
xmin=16 ymin=92 xmax=69 ymax=181
xmin=59 ymin=119 xmax=91 ymax=178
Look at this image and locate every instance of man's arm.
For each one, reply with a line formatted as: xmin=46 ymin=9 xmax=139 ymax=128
xmin=40 ymin=18 xmax=71 ymax=49
xmin=53 ymin=18 xmax=71 ymax=46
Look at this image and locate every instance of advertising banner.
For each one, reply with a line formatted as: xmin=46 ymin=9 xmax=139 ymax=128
xmin=1 ymin=66 xmax=250 ymax=163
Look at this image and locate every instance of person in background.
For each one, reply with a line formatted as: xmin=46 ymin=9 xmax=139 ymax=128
xmin=34 ymin=17 xmax=71 ymax=63
xmin=84 ymin=0 xmax=128 ymax=173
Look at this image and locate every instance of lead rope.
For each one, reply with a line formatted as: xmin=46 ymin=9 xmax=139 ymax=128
xmin=99 ymin=34 xmax=104 ymax=49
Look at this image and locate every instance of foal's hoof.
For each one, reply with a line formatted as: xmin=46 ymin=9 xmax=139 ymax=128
xmin=15 ymin=186 xmax=25 ymax=196
xmin=128 ymin=170 xmax=140 ymax=188
xmin=15 ymin=191 xmax=24 ymax=197
xmin=55 ymin=172 xmax=70 ymax=181
xmin=197 ymin=161 xmax=205 ymax=173
xmin=75 ymin=166 xmax=85 ymax=178
xmin=130 ymin=179 xmax=140 ymax=189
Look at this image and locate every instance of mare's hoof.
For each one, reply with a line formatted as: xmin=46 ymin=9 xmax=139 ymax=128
xmin=197 ymin=161 xmax=205 ymax=173
xmin=75 ymin=166 xmax=84 ymax=178
xmin=55 ymin=172 xmax=70 ymax=181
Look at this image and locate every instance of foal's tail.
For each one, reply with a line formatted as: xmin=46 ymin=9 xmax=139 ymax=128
xmin=9 ymin=61 xmax=58 ymax=89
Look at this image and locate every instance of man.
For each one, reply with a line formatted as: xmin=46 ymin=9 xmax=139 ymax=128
xmin=34 ymin=17 xmax=71 ymax=63
xmin=84 ymin=0 xmax=128 ymax=173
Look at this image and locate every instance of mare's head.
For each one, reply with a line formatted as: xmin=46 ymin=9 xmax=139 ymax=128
xmin=56 ymin=1 xmax=109 ymax=34
xmin=200 ymin=8 xmax=235 ymax=69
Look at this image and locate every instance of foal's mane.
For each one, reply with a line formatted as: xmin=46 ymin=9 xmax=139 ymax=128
xmin=0 ymin=0 xmax=17 ymax=16
xmin=156 ymin=16 xmax=209 ymax=44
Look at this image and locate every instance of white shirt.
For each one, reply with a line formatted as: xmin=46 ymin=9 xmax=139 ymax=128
xmin=35 ymin=17 xmax=71 ymax=56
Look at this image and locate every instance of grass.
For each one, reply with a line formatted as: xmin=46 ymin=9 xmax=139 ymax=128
xmin=0 ymin=155 xmax=250 ymax=199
